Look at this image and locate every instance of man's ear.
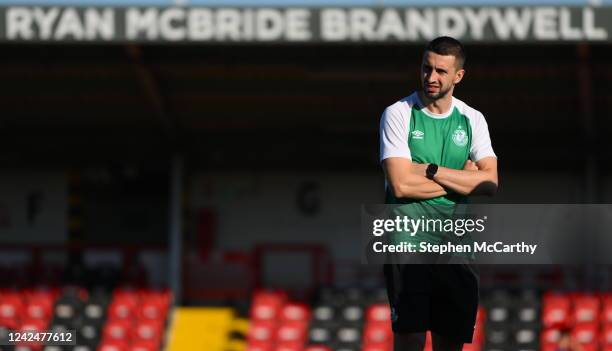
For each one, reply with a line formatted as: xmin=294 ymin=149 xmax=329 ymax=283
xmin=454 ymin=68 xmax=465 ymax=85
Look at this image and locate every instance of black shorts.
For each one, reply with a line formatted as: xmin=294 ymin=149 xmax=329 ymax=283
xmin=383 ymin=263 xmax=480 ymax=343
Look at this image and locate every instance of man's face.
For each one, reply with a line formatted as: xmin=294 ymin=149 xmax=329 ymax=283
xmin=420 ymin=51 xmax=464 ymax=100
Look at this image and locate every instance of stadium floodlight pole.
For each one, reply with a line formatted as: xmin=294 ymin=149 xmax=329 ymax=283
xmin=168 ymin=154 xmax=183 ymax=305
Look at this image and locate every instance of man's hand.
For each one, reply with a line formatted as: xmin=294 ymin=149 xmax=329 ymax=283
xmin=433 ymin=157 xmax=498 ymax=196
xmin=463 ymin=159 xmax=479 ymax=171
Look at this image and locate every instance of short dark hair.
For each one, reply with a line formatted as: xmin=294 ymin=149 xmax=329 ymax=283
xmin=425 ymin=36 xmax=466 ymax=69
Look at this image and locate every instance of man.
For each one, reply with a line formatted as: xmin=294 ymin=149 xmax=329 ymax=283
xmin=379 ymin=36 xmax=498 ymax=351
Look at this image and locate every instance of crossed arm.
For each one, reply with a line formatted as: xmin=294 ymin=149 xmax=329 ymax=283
xmin=382 ymin=157 xmax=498 ymax=200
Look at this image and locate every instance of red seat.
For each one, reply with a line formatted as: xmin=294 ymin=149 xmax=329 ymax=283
xmin=274 ymin=344 xmax=303 ymax=351
xmin=603 ymin=324 xmax=612 ymax=345
xmin=129 ymin=339 xmax=158 ymax=351
xmin=129 ymin=346 xmax=155 ymax=351
xmin=0 ymin=295 xmax=24 ymax=319
xmin=542 ymin=294 xmax=571 ymax=327
xmin=366 ymin=304 xmax=391 ymax=323
xmin=138 ymin=299 xmax=167 ymax=321
xmin=0 ymin=317 xmax=19 ymax=330
xmin=572 ymin=323 xmax=599 ymax=344
xmin=541 ymin=344 xmax=558 ymax=351
xmin=14 ymin=320 xmax=46 ymax=351
xmin=248 ymin=320 xmax=277 ymax=343
xmin=603 ymin=300 xmax=612 ymax=324
xmin=573 ymin=295 xmax=600 ymax=323
xmin=251 ymin=292 xmax=286 ymax=322
xmin=280 ymin=303 xmax=310 ymax=323
xmin=108 ymin=299 xmax=137 ymax=321
xmin=363 ymin=322 xmax=392 ymax=345
xmin=362 ymin=344 xmax=390 ymax=351
xmin=541 ymin=328 xmax=561 ymax=346
xmin=246 ymin=340 xmax=273 ymax=351
xmin=25 ymin=299 xmax=52 ymax=320
xmin=23 ymin=289 xmax=57 ymax=304
xmin=98 ymin=339 xmax=129 ymax=351
xmin=252 ymin=301 xmax=282 ymax=321
xmin=141 ymin=289 xmax=172 ymax=307
xmin=276 ymin=321 xmax=307 ymax=344
xmin=134 ymin=320 xmax=162 ymax=342
xmin=303 ymin=346 xmax=332 ymax=351
xmin=20 ymin=318 xmax=47 ymax=332
xmin=113 ymin=288 xmax=140 ymax=301
xmin=579 ymin=342 xmax=598 ymax=351
xmin=103 ymin=319 xmax=134 ymax=341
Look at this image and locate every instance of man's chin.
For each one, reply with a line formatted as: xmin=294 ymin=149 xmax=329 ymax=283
xmin=422 ymin=89 xmax=449 ymax=101
xmin=423 ymin=91 xmax=442 ymax=100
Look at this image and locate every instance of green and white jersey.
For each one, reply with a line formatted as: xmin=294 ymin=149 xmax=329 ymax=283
xmin=379 ymin=92 xmax=496 ymax=244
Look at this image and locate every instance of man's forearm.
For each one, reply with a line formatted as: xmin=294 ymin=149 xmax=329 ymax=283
xmin=433 ymin=166 xmax=497 ymax=195
xmin=390 ymin=174 xmax=447 ymax=200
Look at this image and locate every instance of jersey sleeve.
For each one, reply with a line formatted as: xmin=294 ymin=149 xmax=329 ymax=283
xmin=379 ymin=105 xmax=411 ymax=162
xmin=470 ymin=111 xmax=496 ymax=162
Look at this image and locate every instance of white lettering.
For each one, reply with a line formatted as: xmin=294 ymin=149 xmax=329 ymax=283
xmin=463 ymin=7 xmax=489 ymax=40
xmin=54 ymin=8 xmax=84 ymax=40
xmin=286 ymin=9 xmax=311 ymax=41
xmin=350 ymin=8 xmax=376 ymax=41
xmin=438 ymin=8 xmax=466 ymax=38
xmin=490 ymin=7 xmax=532 ymax=40
xmin=583 ymin=7 xmax=607 ymax=40
xmin=377 ymin=9 xmax=406 ymax=40
xmin=257 ymin=9 xmax=284 ymax=41
xmin=534 ymin=7 xmax=558 ymax=40
xmin=188 ymin=8 xmax=213 ymax=40
xmin=84 ymin=8 xmax=114 ymax=40
xmin=216 ymin=9 xmax=241 ymax=40
xmin=6 ymin=7 xmax=33 ymax=40
xmin=559 ymin=7 xmax=582 ymax=40
xmin=34 ymin=7 xmax=60 ymax=40
xmin=160 ymin=8 xmax=185 ymax=41
xmin=406 ymin=8 xmax=435 ymax=40
xmin=321 ymin=8 xmax=347 ymax=41
xmin=126 ymin=7 xmax=158 ymax=40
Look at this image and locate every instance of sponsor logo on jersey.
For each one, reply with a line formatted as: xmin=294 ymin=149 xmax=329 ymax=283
xmin=452 ymin=126 xmax=468 ymax=147
xmin=411 ymin=130 xmax=424 ymax=139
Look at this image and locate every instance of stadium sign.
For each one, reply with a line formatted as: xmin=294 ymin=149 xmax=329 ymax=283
xmin=0 ymin=6 xmax=610 ymax=42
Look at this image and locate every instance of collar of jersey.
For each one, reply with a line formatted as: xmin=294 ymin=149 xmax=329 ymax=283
xmin=413 ymin=93 xmax=455 ymax=119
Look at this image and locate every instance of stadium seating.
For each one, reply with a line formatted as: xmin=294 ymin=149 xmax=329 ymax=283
xmin=6 ymin=285 xmax=612 ymax=351
xmin=0 ymin=286 xmax=171 ymax=351
xmin=98 ymin=287 xmax=171 ymax=351
xmin=246 ymin=288 xmax=485 ymax=351
xmin=540 ymin=292 xmax=612 ymax=351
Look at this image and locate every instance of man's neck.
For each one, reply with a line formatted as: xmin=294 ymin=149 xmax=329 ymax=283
xmin=418 ymin=91 xmax=454 ymax=115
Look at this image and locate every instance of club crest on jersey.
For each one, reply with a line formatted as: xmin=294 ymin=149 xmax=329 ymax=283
xmin=411 ymin=130 xmax=424 ymax=139
xmin=452 ymin=126 xmax=468 ymax=147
